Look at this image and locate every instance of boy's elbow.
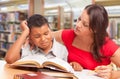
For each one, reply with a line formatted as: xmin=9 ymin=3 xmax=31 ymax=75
xmin=4 ymin=55 xmax=18 ymax=64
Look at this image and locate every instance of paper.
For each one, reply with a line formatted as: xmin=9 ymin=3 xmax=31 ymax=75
xmin=74 ymin=69 xmax=103 ymax=79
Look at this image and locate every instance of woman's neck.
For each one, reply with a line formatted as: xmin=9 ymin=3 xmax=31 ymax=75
xmin=72 ymin=36 xmax=93 ymax=52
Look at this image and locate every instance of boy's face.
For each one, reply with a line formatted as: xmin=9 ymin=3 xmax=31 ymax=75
xmin=29 ymin=24 xmax=53 ymax=51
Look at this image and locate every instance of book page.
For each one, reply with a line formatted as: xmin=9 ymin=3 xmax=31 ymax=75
xmin=43 ymin=57 xmax=74 ymax=73
xmin=74 ymin=69 xmax=103 ymax=79
xmin=11 ymin=55 xmax=48 ymax=68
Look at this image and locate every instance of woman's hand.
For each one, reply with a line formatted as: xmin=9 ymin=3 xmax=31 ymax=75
xmin=70 ymin=62 xmax=83 ymax=71
xmin=95 ymin=65 xmax=112 ymax=79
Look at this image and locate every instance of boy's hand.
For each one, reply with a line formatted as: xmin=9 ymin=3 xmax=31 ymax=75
xmin=70 ymin=62 xmax=83 ymax=71
xmin=21 ymin=20 xmax=35 ymax=50
xmin=20 ymin=20 xmax=29 ymax=32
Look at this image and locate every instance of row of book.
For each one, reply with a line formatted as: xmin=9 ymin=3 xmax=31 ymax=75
xmin=0 ymin=11 xmax=27 ymax=55
xmin=0 ymin=32 xmax=20 ymax=53
xmin=0 ymin=23 xmax=21 ymax=32
xmin=107 ymin=18 xmax=120 ymax=39
xmin=0 ymin=12 xmax=27 ymax=22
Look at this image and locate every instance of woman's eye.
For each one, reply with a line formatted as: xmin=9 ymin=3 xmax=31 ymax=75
xmin=78 ymin=17 xmax=81 ymax=21
xmin=84 ymin=24 xmax=89 ymax=27
xmin=83 ymin=22 xmax=89 ymax=27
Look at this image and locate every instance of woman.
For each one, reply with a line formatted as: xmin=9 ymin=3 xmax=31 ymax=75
xmin=21 ymin=4 xmax=120 ymax=79
xmin=53 ymin=4 xmax=120 ymax=79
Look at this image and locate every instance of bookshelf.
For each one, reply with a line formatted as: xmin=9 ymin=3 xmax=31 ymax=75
xmin=107 ymin=17 xmax=120 ymax=39
xmin=28 ymin=0 xmax=73 ymax=31
xmin=107 ymin=15 xmax=120 ymax=45
xmin=45 ymin=6 xmax=73 ymax=31
xmin=0 ymin=11 xmax=27 ymax=57
xmin=45 ymin=6 xmax=64 ymax=31
xmin=45 ymin=14 xmax=58 ymax=31
xmin=64 ymin=11 xmax=73 ymax=29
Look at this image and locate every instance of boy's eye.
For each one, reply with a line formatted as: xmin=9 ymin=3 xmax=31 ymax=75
xmin=44 ymin=31 xmax=49 ymax=35
xmin=45 ymin=33 xmax=48 ymax=35
xmin=33 ymin=34 xmax=40 ymax=38
xmin=34 ymin=36 xmax=40 ymax=38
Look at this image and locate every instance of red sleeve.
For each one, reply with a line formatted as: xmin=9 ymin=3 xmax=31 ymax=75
xmin=101 ymin=38 xmax=119 ymax=56
xmin=61 ymin=29 xmax=75 ymax=45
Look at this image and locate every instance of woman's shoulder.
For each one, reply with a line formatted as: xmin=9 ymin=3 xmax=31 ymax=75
xmin=105 ymin=37 xmax=118 ymax=45
xmin=62 ymin=29 xmax=75 ymax=38
xmin=62 ymin=29 xmax=74 ymax=34
xmin=62 ymin=29 xmax=75 ymax=43
xmin=101 ymin=37 xmax=119 ymax=56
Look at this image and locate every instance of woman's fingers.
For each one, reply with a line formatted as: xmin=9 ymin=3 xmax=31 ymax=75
xmin=95 ymin=65 xmax=112 ymax=79
xmin=70 ymin=62 xmax=83 ymax=71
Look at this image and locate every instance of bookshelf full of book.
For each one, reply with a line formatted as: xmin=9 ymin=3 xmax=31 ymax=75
xmin=0 ymin=11 xmax=27 ymax=56
xmin=44 ymin=6 xmax=73 ymax=31
xmin=107 ymin=16 xmax=120 ymax=45
xmin=44 ymin=6 xmax=64 ymax=31
xmin=64 ymin=11 xmax=73 ymax=29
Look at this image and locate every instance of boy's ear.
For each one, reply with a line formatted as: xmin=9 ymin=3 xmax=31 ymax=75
xmin=29 ymin=39 xmax=35 ymax=50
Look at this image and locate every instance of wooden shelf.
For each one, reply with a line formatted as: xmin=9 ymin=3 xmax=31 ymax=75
xmin=109 ymin=14 xmax=120 ymax=18
xmin=0 ymin=31 xmax=11 ymax=34
xmin=0 ymin=39 xmax=6 ymax=42
xmin=14 ymin=32 xmax=21 ymax=35
xmin=0 ymin=48 xmax=7 ymax=53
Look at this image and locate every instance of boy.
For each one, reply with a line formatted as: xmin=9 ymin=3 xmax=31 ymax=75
xmin=5 ymin=14 xmax=68 ymax=64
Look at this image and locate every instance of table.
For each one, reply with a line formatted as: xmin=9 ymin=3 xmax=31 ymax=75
xmin=0 ymin=60 xmax=77 ymax=79
xmin=0 ymin=60 xmax=57 ymax=79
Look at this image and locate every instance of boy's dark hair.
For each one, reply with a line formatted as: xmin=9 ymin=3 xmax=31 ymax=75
xmin=27 ymin=14 xmax=49 ymax=29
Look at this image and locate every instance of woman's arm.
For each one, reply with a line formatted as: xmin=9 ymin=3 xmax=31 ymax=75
xmin=5 ymin=21 xmax=29 ymax=64
xmin=111 ymin=48 xmax=120 ymax=67
xmin=94 ymin=48 xmax=120 ymax=79
xmin=52 ymin=30 xmax=64 ymax=44
xmin=110 ymin=48 xmax=120 ymax=79
xmin=111 ymin=71 xmax=120 ymax=79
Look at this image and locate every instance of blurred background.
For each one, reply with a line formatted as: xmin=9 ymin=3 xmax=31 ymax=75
xmin=0 ymin=0 xmax=120 ymax=59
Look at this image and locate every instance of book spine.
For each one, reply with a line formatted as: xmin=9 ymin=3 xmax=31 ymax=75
xmin=13 ymin=75 xmax=22 ymax=79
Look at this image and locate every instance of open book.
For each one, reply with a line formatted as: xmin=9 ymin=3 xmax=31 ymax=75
xmin=10 ymin=55 xmax=74 ymax=73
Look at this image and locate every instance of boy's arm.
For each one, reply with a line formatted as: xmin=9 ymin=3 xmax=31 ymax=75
xmin=5 ymin=21 xmax=29 ymax=64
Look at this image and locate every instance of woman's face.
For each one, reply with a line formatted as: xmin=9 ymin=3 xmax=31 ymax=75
xmin=74 ymin=10 xmax=93 ymax=37
xmin=29 ymin=24 xmax=52 ymax=50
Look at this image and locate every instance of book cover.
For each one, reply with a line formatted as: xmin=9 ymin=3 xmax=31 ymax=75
xmin=40 ymin=68 xmax=77 ymax=79
xmin=13 ymin=72 xmax=56 ymax=79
